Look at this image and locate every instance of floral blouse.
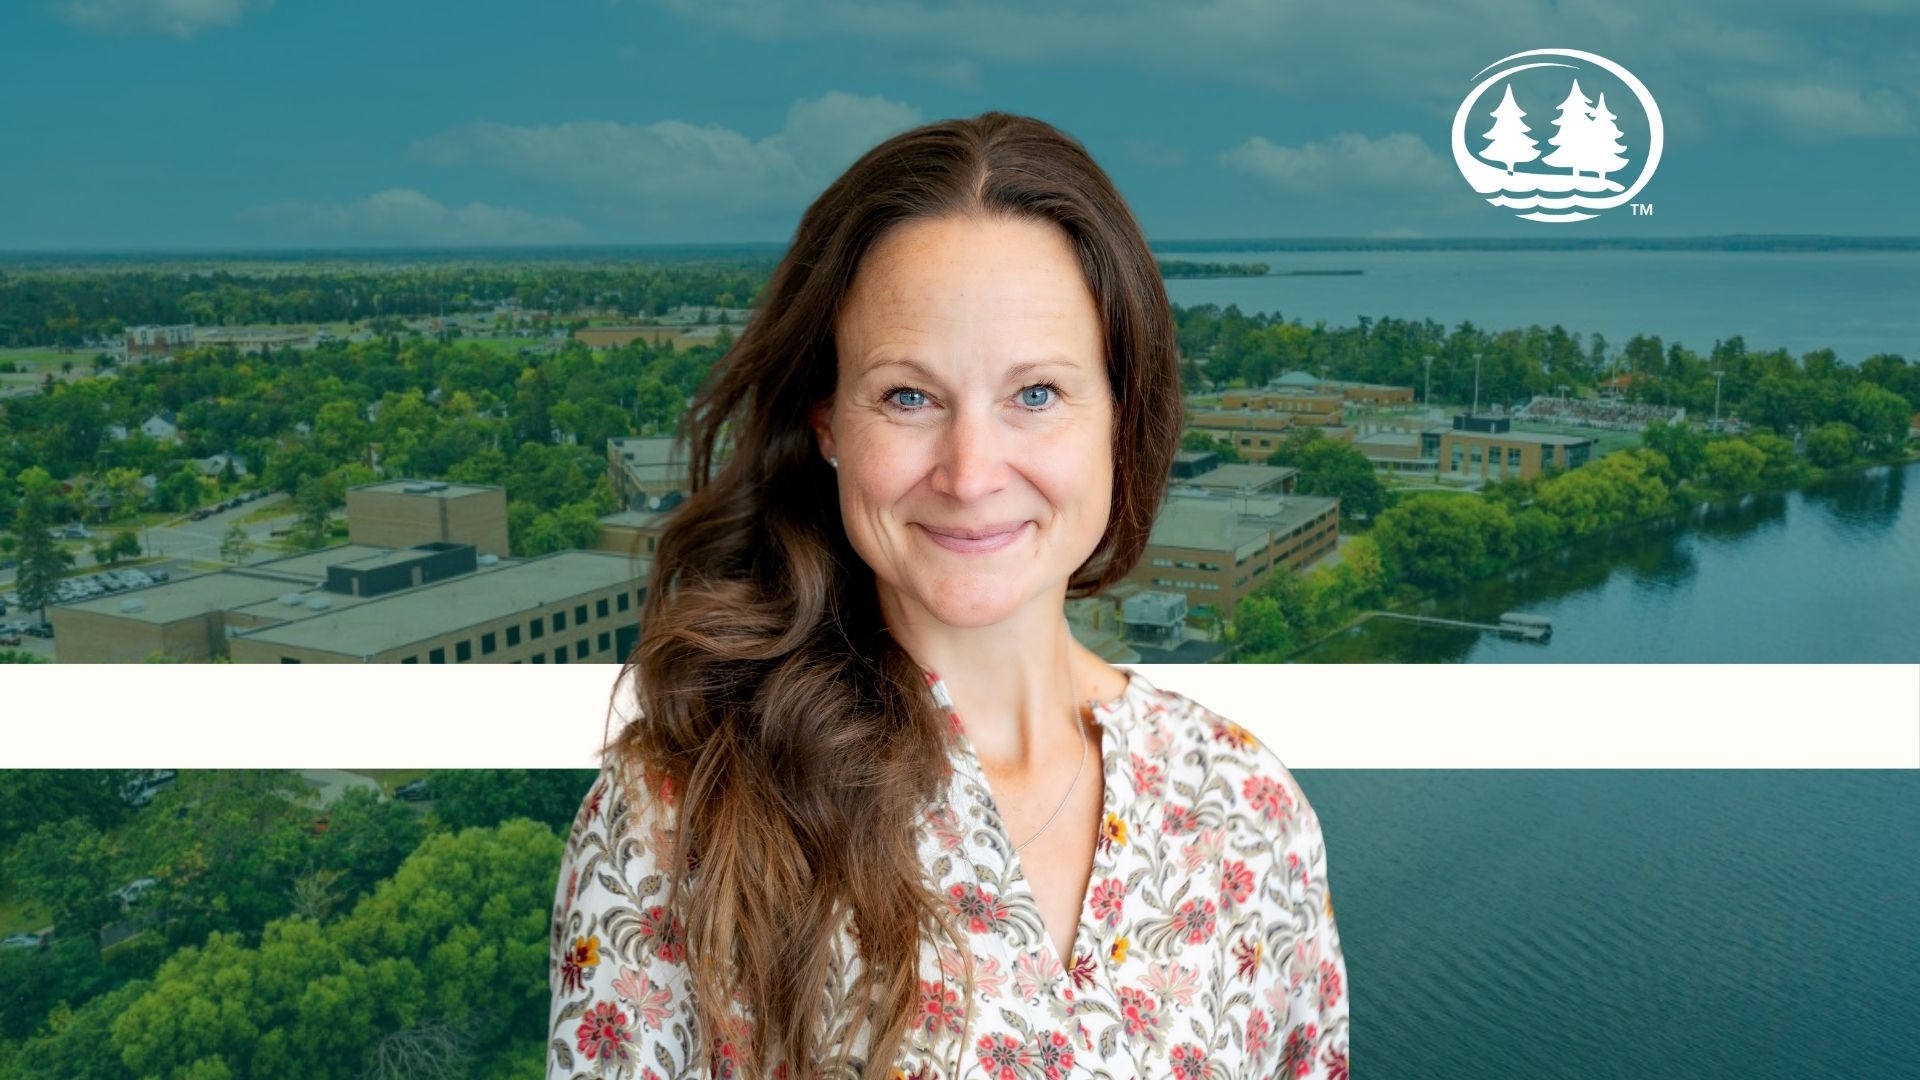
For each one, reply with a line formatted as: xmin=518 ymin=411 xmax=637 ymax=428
xmin=548 ymin=667 xmax=1349 ymax=1079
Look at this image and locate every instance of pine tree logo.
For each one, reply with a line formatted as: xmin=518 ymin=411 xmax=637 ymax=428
xmin=1451 ymin=49 xmax=1663 ymax=222
xmin=1478 ymin=84 xmax=1540 ymax=175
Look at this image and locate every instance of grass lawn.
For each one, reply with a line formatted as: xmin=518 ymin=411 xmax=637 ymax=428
xmin=0 ymin=882 xmax=51 ymax=936
xmin=232 ymin=503 xmax=298 ymax=527
xmin=463 ymin=336 xmax=543 ymax=355
xmin=0 ymin=347 xmax=107 ymax=372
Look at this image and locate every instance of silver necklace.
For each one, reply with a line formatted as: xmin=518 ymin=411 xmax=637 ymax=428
xmin=1012 ymin=662 xmax=1089 ymax=853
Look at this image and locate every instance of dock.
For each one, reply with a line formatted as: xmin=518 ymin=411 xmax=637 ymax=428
xmin=1364 ymin=610 xmax=1553 ymax=641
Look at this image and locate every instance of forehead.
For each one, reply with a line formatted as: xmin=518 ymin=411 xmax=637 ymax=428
xmin=835 ymin=214 xmax=1103 ymax=374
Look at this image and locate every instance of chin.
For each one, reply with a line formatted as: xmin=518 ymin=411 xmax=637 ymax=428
xmin=918 ymin=577 xmax=1031 ymax=629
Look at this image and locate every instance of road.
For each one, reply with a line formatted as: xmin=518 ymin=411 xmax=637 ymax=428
xmin=1 ymin=492 xmax=297 ymax=589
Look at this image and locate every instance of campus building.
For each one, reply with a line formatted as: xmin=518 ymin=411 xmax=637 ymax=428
xmin=1249 ymin=370 xmax=1417 ymax=406
xmin=1168 ymin=449 xmax=1299 ymax=494
xmin=1123 ymin=483 xmax=1340 ymax=620
xmin=607 ymin=436 xmax=707 ymax=511
xmin=345 ymin=479 xmax=510 ymax=557
xmin=228 ymin=549 xmax=643 ymax=665
xmin=1348 ymin=418 xmax=1450 ymax=476
xmin=52 ymin=476 xmax=643 ymax=663
xmin=50 ymin=542 xmax=645 ymax=664
xmin=594 ymin=507 xmax=674 ymax=561
xmin=1438 ymin=412 xmax=1597 ymax=482
xmin=124 ymin=324 xmax=196 ymax=359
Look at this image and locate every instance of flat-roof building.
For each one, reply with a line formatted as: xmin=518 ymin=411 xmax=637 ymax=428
xmin=229 ymin=549 xmax=644 ymax=664
xmin=607 ymin=436 xmax=707 ymax=511
xmin=346 ymin=479 xmax=509 ymax=557
xmin=1126 ymin=484 xmax=1340 ymax=620
xmin=51 ymin=541 xmax=647 ymax=664
xmin=1438 ymin=413 xmax=1597 ymax=482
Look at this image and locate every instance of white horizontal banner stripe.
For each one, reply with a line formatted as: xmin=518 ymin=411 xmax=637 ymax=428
xmin=5 ymin=664 xmax=1916 ymax=769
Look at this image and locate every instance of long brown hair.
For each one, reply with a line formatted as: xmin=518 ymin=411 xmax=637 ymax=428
xmin=604 ymin=110 xmax=1184 ymax=1078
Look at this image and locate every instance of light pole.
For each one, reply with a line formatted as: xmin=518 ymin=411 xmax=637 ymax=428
xmin=1712 ymin=370 xmax=1725 ymax=427
xmin=1422 ymin=353 xmax=1434 ymax=410
xmin=1471 ymin=351 xmax=1483 ymax=416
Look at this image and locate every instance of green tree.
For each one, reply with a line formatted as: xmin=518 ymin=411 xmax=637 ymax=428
xmin=1806 ymin=421 xmax=1860 ymax=468
xmin=3 ymin=817 xmax=125 ymax=951
xmin=422 ymin=769 xmax=597 ymax=834
xmin=1371 ymin=493 xmax=1517 ymax=591
xmin=1267 ymin=427 xmax=1387 ymax=521
xmin=219 ymin=522 xmax=254 ymax=565
xmin=110 ymin=821 xmax=561 ymax=1080
xmin=118 ymin=770 xmax=313 ymax=947
xmin=1702 ymin=438 xmax=1766 ymax=491
xmin=1842 ymin=384 xmax=1912 ymax=451
xmin=1639 ymin=419 xmax=1707 ymax=482
xmin=0 ymin=770 xmax=150 ymax=837
xmin=2 ymin=976 xmax=152 ymax=1080
xmin=299 ymin=786 xmax=427 ymax=909
xmin=1226 ymin=593 xmax=1297 ymax=665
xmin=1746 ymin=432 xmax=1801 ymax=487
xmin=294 ymin=478 xmax=334 ymax=549
xmin=11 ymin=466 xmax=72 ymax=622
xmin=159 ymin=464 xmax=205 ymax=513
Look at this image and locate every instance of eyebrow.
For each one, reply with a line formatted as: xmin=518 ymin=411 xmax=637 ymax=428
xmin=862 ymin=356 xmax=1078 ymax=380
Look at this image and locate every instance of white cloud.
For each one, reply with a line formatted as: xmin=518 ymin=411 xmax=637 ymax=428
xmin=53 ymin=0 xmax=271 ymax=38
xmin=643 ymin=0 xmax=1916 ymax=144
xmin=411 ymin=91 xmax=924 ymax=221
xmin=1705 ymin=77 xmax=1913 ymax=138
xmin=240 ymin=189 xmax=582 ymax=245
xmin=1220 ymin=131 xmax=1452 ymax=199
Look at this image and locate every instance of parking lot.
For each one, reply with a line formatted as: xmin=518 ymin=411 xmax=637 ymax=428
xmin=1 ymin=489 xmax=298 ymax=660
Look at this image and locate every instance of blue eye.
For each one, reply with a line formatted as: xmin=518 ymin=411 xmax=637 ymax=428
xmin=880 ymin=381 xmax=1064 ymax=413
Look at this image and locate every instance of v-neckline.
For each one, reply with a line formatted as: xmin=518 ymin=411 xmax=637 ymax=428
xmin=923 ymin=667 xmax=1139 ymax=1003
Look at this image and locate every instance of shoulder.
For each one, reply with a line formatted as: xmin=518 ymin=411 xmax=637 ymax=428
xmin=1131 ymin=678 xmax=1326 ymax=850
xmin=549 ymin=751 xmax=702 ymax=1076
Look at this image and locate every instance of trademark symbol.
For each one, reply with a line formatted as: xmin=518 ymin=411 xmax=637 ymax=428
xmin=1631 ymin=203 xmax=1654 ymax=216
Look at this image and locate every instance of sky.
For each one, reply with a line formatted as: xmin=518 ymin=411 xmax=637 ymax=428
xmin=2 ymin=0 xmax=1916 ymax=250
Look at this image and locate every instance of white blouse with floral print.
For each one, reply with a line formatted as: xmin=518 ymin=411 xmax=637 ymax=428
xmin=549 ymin=666 xmax=1349 ymax=1080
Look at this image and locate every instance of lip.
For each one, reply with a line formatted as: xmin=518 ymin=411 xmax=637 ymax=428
xmin=918 ymin=520 xmax=1030 ymax=553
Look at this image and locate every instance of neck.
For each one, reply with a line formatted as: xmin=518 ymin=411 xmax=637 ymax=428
xmin=883 ymin=591 xmax=1087 ymax=774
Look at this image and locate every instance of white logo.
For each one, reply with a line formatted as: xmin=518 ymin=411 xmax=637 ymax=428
xmin=1452 ymin=48 xmax=1662 ymax=222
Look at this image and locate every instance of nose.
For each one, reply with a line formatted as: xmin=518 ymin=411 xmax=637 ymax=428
xmin=933 ymin=399 xmax=1005 ymax=502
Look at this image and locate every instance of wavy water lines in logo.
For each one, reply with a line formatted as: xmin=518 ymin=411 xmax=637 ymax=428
xmin=1452 ymin=48 xmax=1662 ymax=222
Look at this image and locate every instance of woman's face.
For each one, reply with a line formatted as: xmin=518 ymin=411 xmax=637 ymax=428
xmin=812 ymin=213 xmax=1115 ymax=630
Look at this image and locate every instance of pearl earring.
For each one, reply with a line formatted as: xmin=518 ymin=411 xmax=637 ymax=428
xmin=829 ymin=456 xmax=838 ymax=468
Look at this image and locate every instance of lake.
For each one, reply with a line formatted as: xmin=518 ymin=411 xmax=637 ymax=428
xmin=1293 ymin=461 xmax=1919 ymax=663
xmin=1159 ymin=248 xmax=1920 ymax=365
xmin=1293 ymin=767 xmax=1920 ymax=1080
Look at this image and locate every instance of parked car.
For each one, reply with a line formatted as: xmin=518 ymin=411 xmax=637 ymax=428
xmin=113 ymin=878 xmax=158 ymax=906
xmin=150 ymin=569 xmax=171 ymax=582
xmin=394 ymin=778 xmax=432 ymax=801
xmin=1 ymin=931 xmax=49 ymax=950
xmin=0 ymin=633 xmax=21 ymax=647
xmin=24 ymin=623 xmax=53 ymax=638
xmin=189 ymin=508 xmax=210 ymax=521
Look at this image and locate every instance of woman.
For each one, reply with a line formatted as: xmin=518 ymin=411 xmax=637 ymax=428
xmin=548 ymin=111 xmax=1348 ymax=1080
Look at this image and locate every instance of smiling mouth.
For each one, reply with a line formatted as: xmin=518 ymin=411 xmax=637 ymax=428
xmin=917 ymin=521 xmax=1031 ymax=553
xmin=922 ymin=522 xmax=1026 ymax=540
